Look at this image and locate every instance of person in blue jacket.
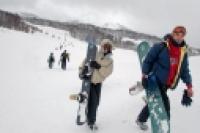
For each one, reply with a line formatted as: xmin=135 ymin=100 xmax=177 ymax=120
xmin=136 ymin=26 xmax=194 ymax=130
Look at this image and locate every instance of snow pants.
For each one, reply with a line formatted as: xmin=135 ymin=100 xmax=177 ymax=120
xmin=61 ymin=61 xmax=66 ymax=70
xmin=87 ymin=83 xmax=102 ymax=125
xmin=138 ymin=83 xmax=170 ymax=122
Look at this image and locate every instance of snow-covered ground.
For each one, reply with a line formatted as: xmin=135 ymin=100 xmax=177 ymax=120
xmin=0 ymin=27 xmax=199 ymax=133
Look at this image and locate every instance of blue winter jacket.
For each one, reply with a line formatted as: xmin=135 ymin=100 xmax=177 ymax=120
xmin=142 ymin=42 xmax=192 ymax=89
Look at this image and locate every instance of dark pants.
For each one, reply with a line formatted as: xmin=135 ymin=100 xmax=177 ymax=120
xmin=87 ymin=83 xmax=102 ymax=125
xmin=61 ymin=61 xmax=66 ymax=70
xmin=138 ymin=83 xmax=170 ymax=122
xmin=49 ymin=62 xmax=53 ymax=69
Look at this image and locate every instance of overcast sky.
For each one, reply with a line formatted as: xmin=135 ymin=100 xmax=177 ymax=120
xmin=0 ymin=0 xmax=199 ymax=47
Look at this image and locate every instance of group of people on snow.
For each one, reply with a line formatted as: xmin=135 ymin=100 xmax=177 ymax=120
xmin=77 ymin=26 xmax=194 ymax=131
xmin=47 ymin=50 xmax=70 ymax=70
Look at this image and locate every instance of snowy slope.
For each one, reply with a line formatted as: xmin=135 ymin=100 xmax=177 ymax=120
xmin=0 ymin=27 xmax=199 ymax=133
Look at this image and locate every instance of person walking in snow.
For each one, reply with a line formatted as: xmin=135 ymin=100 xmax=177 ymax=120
xmin=59 ymin=50 xmax=70 ymax=70
xmin=136 ymin=26 xmax=194 ymax=130
xmin=79 ymin=39 xmax=114 ymax=130
xmin=60 ymin=44 xmax=63 ymax=50
xmin=47 ymin=52 xmax=55 ymax=69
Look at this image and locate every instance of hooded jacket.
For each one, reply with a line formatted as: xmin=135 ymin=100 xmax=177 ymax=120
xmin=79 ymin=39 xmax=113 ymax=84
xmin=142 ymin=37 xmax=192 ymax=89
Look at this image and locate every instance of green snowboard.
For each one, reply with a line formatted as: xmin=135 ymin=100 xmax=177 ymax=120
xmin=136 ymin=41 xmax=170 ymax=133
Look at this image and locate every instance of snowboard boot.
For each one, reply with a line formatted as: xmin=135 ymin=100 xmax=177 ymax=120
xmin=88 ymin=123 xmax=98 ymax=131
xmin=136 ymin=119 xmax=148 ymax=131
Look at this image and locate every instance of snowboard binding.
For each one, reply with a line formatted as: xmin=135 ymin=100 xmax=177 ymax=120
xmin=69 ymin=91 xmax=88 ymax=103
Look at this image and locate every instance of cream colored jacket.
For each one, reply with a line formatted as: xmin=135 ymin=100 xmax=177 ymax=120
xmin=79 ymin=50 xmax=113 ymax=84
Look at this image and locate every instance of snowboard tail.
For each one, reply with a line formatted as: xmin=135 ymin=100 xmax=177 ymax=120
xmin=146 ymin=76 xmax=170 ymax=133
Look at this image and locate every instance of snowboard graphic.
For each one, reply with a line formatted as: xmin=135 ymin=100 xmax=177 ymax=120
xmin=129 ymin=41 xmax=150 ymax=96
xmin=70 ymin=37 xmax=97 ymax=125
xmin=136 ymin=41 xmax=170 ymax=133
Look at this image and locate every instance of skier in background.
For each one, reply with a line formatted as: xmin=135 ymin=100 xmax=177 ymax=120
xmin=47 ymin=52 xmax=55 ymax=69
xmin=59 ymin=50 xmax=70 ymax=70
xmin=60 ymin=44 xmax=63 ymax=50
xmin=136 ymin=26 xmax=194 ymax=130
xmin=79 ymin=39 xmax=114 ymax=130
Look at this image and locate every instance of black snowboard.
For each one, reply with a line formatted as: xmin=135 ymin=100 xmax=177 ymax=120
xmin=76 ymin=37 xmax=97 ymax=125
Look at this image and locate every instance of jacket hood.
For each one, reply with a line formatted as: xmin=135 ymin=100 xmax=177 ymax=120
xmin=100 ymin=39 xmax=114 ymax=49
xmin=164 ymin=34 xmax=186 ymax=47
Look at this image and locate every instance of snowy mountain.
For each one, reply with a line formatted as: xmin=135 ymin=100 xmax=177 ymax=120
xmin=102 ymin=22 xmax=128 ymax=30
xmin=21 ymin=15 xmax=200 ymax=56
xmin=19 ymin=11 xmax=162 ymax=47
xmin=1 ymin=9 xmax=200 ymax=56
xmin=0 ymin=26 xmax=200 ymax=133
xmin=0 ymin=9 xmax=42 ymax=33
xmin=18 ymin=12 xmax=41 ymax=19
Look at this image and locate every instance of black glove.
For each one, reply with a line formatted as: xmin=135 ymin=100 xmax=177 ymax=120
xmin=142 ymin=75 xmax=148 ymax=89
xmin=90 ymin=61 xmax=101 ymax=69
xmin=82 ymin=66 xmax=89 ymax=75
xmin=181 ymin=89 xmax=193 ymax=107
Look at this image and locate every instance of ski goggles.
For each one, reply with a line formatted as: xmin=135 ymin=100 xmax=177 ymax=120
xmin=173 ymin=26 xmax=187 ymax=35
